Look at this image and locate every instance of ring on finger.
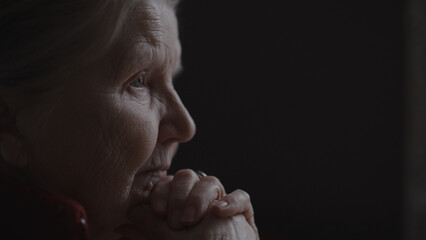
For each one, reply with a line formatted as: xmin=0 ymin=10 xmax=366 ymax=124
xmin=195 ymin=170 xmax=207 ymax=179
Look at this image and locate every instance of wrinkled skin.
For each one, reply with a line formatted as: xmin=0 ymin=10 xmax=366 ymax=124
xmin=119 ymin=170 xmax=259 ymax=240
xmin=1 ymin=0 xmax=259 ymax=239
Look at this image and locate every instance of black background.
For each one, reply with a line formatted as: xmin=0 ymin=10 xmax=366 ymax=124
xmin=170 ymin=0 xmax=405 ymax=239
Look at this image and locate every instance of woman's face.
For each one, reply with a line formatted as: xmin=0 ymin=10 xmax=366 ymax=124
xmin=16 ymin=0 xmax=195 ymax=237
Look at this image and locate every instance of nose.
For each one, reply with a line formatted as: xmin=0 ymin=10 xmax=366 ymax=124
xmin=158 ymin=89 xmax=196 ymax=144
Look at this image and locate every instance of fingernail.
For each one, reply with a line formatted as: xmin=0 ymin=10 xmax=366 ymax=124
xmin=216 ymin=200 xmax=229 ymax=208
xmin=170 ymin=210 xmax=182 ymax=229
xmin=181 ymin=206 xmax=196 ymax=223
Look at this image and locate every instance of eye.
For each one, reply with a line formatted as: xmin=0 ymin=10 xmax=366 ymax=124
xmin=130 ymin=73 xmax=147 ymax=88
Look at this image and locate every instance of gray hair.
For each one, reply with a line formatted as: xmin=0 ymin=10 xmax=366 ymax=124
xmin=0 ymin=0 xmax=179 ymax=90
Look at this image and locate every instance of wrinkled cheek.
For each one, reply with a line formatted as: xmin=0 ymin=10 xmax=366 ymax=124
xmin=90 ymin=111 xmax=160 ymax=226
xmin=121 ymin=118 xmax=159 ymax=172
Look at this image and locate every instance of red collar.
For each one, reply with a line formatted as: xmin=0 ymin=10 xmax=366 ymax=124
xmin=0 ymin=174 xmax=90 ymax=240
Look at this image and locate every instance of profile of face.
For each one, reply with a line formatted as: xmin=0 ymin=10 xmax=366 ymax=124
xmin=10 ymin=0 xmax=195 ymax=238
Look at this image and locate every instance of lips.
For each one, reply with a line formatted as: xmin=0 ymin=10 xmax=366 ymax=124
xmin=135 ymin=145 xmax=177 ymax=177
xmin=131 ymin=167 xmax=168 ymax=206
xmin=136 ymin=161 xmax=170 ymax=174
xmin=129 ymin=148 xmax=174 ymax=206
xmin=134 ymin=156 xmax=171 ymax=183
xmin=132 ymin=162 xmax=170 ymax=190
xmin=137 ymin=168 xmax=169 ymax=180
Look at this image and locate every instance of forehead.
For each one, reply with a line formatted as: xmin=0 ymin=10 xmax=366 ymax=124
xmin=111 ymin=0 xmax=181 ymax=79
xmin=131 ymin=0 xmax=177 ymax=45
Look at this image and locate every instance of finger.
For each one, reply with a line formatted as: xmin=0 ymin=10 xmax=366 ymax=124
xmin=168 ymin=169 xmax=199 ymax=230
xmin=211 ymin=189 xmax=258 ymax=234
xmin=150 ymin=175 xmax=173 ymax=216
xmin=126 ymin=204 xmax=180 ymax=240
xmin=180 ymin=175 xmax=226 ymax=226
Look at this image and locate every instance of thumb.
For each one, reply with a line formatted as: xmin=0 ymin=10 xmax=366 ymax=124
xmin=211 ymin=189 xmax=258 ymax=236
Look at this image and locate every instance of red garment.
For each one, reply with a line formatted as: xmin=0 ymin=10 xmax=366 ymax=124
xmin=0 ymin=174 xmax=90 ymax=240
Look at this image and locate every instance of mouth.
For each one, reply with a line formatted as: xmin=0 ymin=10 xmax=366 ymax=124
xmin=130 ymin=163 xmax=170 ymax=203
xmin=128 ymin=147 xmax=176 ymax=210
xmin=135 ymin=144 xmax=178 ymax=178
xmin=135 ymin=164 xmax=170 ymax=179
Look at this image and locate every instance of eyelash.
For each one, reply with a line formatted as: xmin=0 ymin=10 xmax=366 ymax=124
xmin=130 ymin=72 xmax=147 ymax=88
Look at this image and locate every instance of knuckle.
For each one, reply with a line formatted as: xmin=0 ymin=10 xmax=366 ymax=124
xmin=174 ymin=169 xmax=198 ymax=181
xmin=200 ymin=176 xmax=220 ymax=185
xmin=200 ymin=176 xmax=225 ymax=197
xmin=235 ymin=189 xmax=251 ymax=200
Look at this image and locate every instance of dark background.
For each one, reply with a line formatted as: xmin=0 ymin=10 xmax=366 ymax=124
xmin=170 ymin=0 xmax=405 ymax=239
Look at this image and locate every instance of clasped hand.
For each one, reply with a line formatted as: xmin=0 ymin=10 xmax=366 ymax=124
xmin=115 ymin=169 xmax=259 ymax=240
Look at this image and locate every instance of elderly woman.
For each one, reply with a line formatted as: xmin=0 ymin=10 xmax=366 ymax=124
xmin=0 ymin=0 xmax=259 ymax=239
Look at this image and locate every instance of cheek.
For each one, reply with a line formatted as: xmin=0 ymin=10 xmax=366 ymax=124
xmin=22 ymin=91 xmax=162 ymax=228
xmin=63 ymin=94 xmax=160 ymax=180
xmin=22 ymin=90 xmax=159 ymax=197
xmin=113 ymin=102 xmax=160 ymax=174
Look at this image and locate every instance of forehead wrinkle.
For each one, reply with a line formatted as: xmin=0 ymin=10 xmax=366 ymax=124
xmin=132 ymin=2 xmax=168 ymax=47
xmin=138 ymin=2 xmax=181 ymax=76
xmin=109 ymin=3 xmax=162 ymax=82
xmin=110 ymin=0 xmax=180 ymax=82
